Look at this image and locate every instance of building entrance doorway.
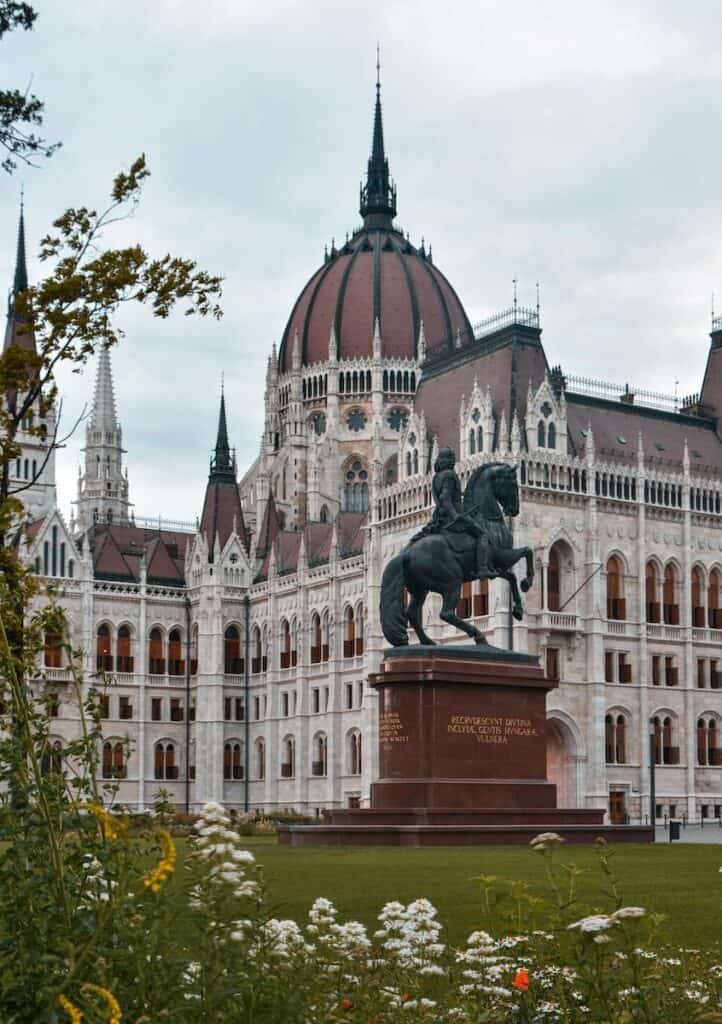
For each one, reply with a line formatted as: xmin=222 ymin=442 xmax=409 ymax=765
xmin=609 ymin=790 xmax=627 ymax=824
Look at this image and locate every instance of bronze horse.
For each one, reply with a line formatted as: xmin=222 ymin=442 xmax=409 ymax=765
xmin=380 ymin=463 xmax=534 ymax=646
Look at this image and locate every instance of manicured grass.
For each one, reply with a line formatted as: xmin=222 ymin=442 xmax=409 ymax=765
xmin=185 ymin=837 xmax=722 ymax=951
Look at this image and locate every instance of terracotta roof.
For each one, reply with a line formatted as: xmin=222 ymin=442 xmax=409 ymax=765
xmin=200 ymin=478 xmax=247 ymax=558
xmin=255 ymin=491 xmax=282 ymax=557
xmin=90 ymin=524 xmax=190 ymax=585
xmin=277 ymin=230 xmax=472 ymax=371
xmin=253 ymin=512 xmax=367 ymax=582
xmin=566 ymin=394 xmax=721 ymax=472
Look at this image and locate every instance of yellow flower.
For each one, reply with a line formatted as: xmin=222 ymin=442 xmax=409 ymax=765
xmin=81 ymin=983 xmax=121 ymax=1024
xmin=59 ymin=993 xmax=83 ymax=1023
xmin=78 ymin=803 xmax=123 ymax=841
xmin=143 ymin=828 xmax=176 ymax=893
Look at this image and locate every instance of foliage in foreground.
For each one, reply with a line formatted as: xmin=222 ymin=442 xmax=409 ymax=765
xmin=0 ymin=615 xmax=721 ymax=1023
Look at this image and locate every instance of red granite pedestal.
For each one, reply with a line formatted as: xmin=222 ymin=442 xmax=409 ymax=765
xmin=278 ymin=649 xmax=653 ymax=846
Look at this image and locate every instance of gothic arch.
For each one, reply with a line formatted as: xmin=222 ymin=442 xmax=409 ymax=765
xmin=546 ymin=711 xmax=582 ymax=808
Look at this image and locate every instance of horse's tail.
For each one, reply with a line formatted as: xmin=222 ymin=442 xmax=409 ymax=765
xmin=380 ymin=552 xmax=409 ymax=647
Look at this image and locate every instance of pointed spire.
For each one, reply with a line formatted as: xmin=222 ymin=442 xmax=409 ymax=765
xmin=372 ymin=316 xmax=382 ymax=359
xmin=417 ymin=319 xmax=426 ymax=363
xmin=291 ymin=329 xmax=301 ymax=372
xmin=89 ymin=346 xmax=120 ymax=432
xmin=209 ymin=386 xmax=234 ymax=481
xmin=359 ymin=48 xmax=397 ymax=228
xmin=10 ymin=195 xmax=28 ymax=312
xmin=328 ymin=322 xmax=338 ymax=362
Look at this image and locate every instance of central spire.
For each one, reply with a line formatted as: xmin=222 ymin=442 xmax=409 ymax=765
xmin=359 ymin=49 xmax=397 ymax=229
xmin=209 ymin=385 xmax=235 ymax=481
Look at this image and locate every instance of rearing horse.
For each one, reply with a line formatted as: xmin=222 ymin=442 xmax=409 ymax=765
xmin=379 ymin=463 xmax=534 ymax=646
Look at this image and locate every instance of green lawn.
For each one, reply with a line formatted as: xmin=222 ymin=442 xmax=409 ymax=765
xmin=192 ymin=837 xmax=722 ymax=951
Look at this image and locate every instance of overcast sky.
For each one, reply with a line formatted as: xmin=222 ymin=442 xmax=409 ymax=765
xmin=3 ymin=1 xmax=722 ymax=524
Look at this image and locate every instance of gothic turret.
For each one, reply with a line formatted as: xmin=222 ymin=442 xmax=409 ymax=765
xmin=3 ymin=198 xmax=33 ymax=356
xmin=359 ymin=53 xmax=397 ymax=229
xmin=75 ymin=346 xmax=130 ymax=533
xmin=199 ymin=389 xmax=248 ymax=559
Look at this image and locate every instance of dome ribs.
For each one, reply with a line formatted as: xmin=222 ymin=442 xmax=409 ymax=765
xmin=390 ymin=235 xmax=420 ymax=359
xmin=415 ymin=249 xmax=453 ymax=353
xmin=334 ymin=242 xmax=362 ymax=350
xmin=372 ymin=231 xmax=382 ymax=334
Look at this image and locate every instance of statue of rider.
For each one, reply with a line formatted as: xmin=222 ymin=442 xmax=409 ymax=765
xmin=410 ymin=446 xmax=490 ymax=579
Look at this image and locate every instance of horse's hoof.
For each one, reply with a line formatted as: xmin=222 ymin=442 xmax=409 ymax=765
xmin=521 ymin=578 xmax=532 ymax=593
xmin=512 ymin=604 xmax=523 ymax=621
xmin=473 ymin=634 xmax=486 ymax=645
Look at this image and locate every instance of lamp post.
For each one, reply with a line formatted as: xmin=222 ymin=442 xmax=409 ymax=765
xmin=649 ymin=725 xmax=656 ymax=842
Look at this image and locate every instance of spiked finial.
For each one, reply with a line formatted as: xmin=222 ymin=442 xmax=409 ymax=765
xmin=8 ymin=194 xmax=28 ymax=316
xmin=359 ymin=48 xmax=397 ymax=228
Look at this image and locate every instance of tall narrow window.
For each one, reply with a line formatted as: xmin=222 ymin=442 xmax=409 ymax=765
xmin=537 ymin=421 xmax=546 ymax=448
xmin=692 ymin=567 xmax=705 ymax=627
xmin=355 ymin=605 xmax=364 ymax=656
xmin=310 ymin=613 xmax=322 ymax=664
xmin=251 ymin=627 xmax=262 ymax=674
xmin=456 ymin=581 xmax=473 ymax=619
xmin=646 ymin=563 xmax=660 ymax=623
xmin=96 ymin=624 xmax=112 ymax=672
xmin=349 ymin=731 xmax=362 ymax=775
xmin=606 ymin=556 xmax=625 ymax=620
xmin=116 ymin=625 xmax=133 ymax=673
xmin=256 ymin=738 xmax=266 ymax=780
xmin=547 ymin=545 xmax=561 ymax=611
xmin=709 ymin=569 xmax=721 ymax=628
xmin=168 ymin=628 xmax=184 ymax=676
xmin=312 ymin=734 xmax=328 ymax=776
xmin=224 ymin=625 xmax=242 ymax=674
xmin=44 ymin=628 xmax=63 ymax=669
xmin=149 ymin=628 xmax=165 ymax=675
xmin=663 ymin=564 xmax=679 ymax=624
xmin=281 ymin=737 xmax=295 ymax=778
xmin=280 ymin=620 xmax=292 ymax=669
xmin=547 ymin=422 xmax=556 ymax=449
xmin=344 ymin=607 xmax=355 ymax=658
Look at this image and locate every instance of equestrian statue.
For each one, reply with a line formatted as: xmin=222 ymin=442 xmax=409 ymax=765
xmin=380 ymin=447 xmax=534 ymax=647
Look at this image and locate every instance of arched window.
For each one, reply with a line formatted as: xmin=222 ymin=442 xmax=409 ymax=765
xmin=344 ymin=607 xmax=355 ymax=658
xmin=349 ymin=730 xmax=362 ymax=775
xmin=469 ymin=429 xmax=476 ymax=455
xmin=224 ymin=742 xmax=244 ymax=780
xmin=224 ymin=625 xmax=241 ymax=674
xmin=168 ymin=628 xmax=184 ymax=676
xmin=149 ymin=628 xmax=165 ymax=675
xmin=281 ymin=736 xmax=295 ymax=778
xmin=102 ymin=740 xmax=126 ymax=779
xmin=96 ymin=624 xmax=112 ymax=672
xmin=547 ymin=422 xmax=556 ymax=449
xmin=310 ymin=612 xmax=322 ymax=664
xmin=606 ymin=556 xmax=625 ymax=620
xmin=44 ymin=628 xmax=63 ymax=669
xmin=321 ymin=611 xmax=330 ymax=663
xmin=653 ymin=715 xmax=679 ymax=765
xmin=312 ymin=733 xmax=328 ymax=776
xmin=154 ymin=742 xmax=178 ymax=780
xmin=251 ymin=626 xmax=263 ymax=674
xmin=697 ymin=717 xmax=720 ymax=766
xmin=280 ymin=620 xmax=292 ymax=668
xmin=615 ymin=715 xmax=626 ymax=764
xmin=605 ymin=714 xmax=627 ymax=764
xmin=344 ymin=459 xmax=369 ymax=512
xmin=256 ymin=738 xmax=266 ymax=779
xmin=41 ymin=740 xmax=62 ymax=777
xmin=709 ymin=569 xmax=721 ymax=628
xmin=663 ymin=564 xmax=679 ymax=624
xmin=413 ymin=450 xmax=419 ymax=475
xmin=116 ymin=625 xmax=133 ymax=673
xmin=645 ymin=563 xmax=660 ymax=623
xmin=537 ymin=421 xmax=546 ymax=448
xmin=692 ymin=567 xmax=705 ymax=627
xmin=190 ymin=625 xmax=198 ymax=676
xmin=547 ymin=545 xmax=561 ymax=612
xmin=355 ymin=604 xmax=364 ymax=656
xmin=320 ymin=504 xmax=329 ymax=523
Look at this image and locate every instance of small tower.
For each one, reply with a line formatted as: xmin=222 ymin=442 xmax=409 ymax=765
xmin=4 ymin=199 xmax=57 ymax=520
xmin=199 ymin=388 xmax=248 ymax=560
xmin=75 ymin=346 xmax=130 ymax=534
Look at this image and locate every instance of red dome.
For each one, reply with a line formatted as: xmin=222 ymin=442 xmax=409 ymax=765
xmin=278 ymin=228 xmax=473 ymax=371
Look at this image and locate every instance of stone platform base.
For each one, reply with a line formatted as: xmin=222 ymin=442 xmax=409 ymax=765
xmin=278 ymin=815 xmax=654 ymax=847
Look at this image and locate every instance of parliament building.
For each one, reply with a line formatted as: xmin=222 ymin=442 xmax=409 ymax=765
xmin=8 ymin=75 xmax=722 ymax=824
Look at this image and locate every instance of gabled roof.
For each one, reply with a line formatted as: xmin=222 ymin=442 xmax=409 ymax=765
xmin=253 ymin=511 xmax=366 ymax=582
xmin=199 ymin=392 xmax=249 ymax=559
xmin=89 ymin=524 xmax=190 ymax=585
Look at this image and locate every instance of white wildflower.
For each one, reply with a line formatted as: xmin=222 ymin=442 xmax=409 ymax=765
xmin=568 ymin=914 xmax=613 ymax=934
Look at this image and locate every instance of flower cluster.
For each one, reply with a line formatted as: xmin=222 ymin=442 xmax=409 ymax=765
xmin=143 ymin=828 xmax=176 ymax=894
xmin=190 ymin=802 xmax=258 ymax=900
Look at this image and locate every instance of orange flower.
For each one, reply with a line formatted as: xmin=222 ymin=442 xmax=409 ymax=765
xmin=512 ymin=968 xmax=530 ymax=991
xmin=341 ymin=999 xmax=352 ymax=1011
xmin=401 ymin=993 xmax=410 ymax=1003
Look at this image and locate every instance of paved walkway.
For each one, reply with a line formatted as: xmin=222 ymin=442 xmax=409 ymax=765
xmin=654 ymin=824 xmax=722 ymax=844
